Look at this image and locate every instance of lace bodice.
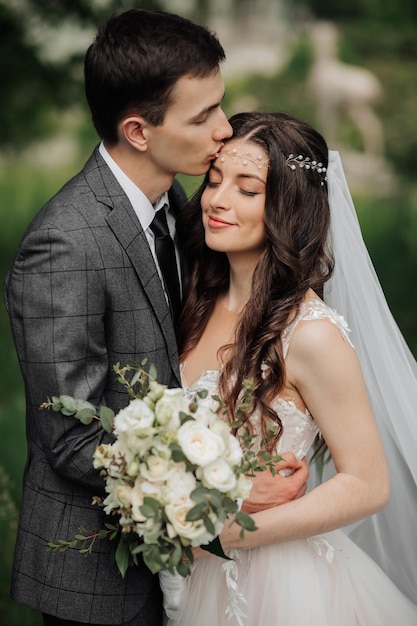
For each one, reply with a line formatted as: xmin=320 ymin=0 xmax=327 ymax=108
xmin=183 ymin=299 xmax=352 ymax=461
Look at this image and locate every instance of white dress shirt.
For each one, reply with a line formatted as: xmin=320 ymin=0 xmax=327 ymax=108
xmin=99 ymin=142 xmax=182 ymax=300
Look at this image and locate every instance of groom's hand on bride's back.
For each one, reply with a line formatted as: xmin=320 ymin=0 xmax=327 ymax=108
xmin=241 ymin=453 xmax=309 ymax=514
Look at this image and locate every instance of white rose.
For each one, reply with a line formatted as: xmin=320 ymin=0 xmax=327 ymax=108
xmin=154 ymin=388 xmax=190 ymax=426
xmin=225 ymin=434 xmax=244 ymax=465
xmin=112 ymin=483 xmax=133 ymax=509
xmin=152 ymin=441 xmax=171 ymax=459
xmin=165 ymin=500 xmax=211 ymax=544
xmin=130 ymin=477 xmax=162 ymax=522
xmin=202 ymin=458 xmax=237 ymax=493
xmin=140 ymin=455 xmax=173 ymax=483
xmin=138 ymin=518 xmax=163 ymax=543
xmin=117 ymin=430 xmax=154 ymax=457
xmin=178 ymin=421 xmax=226 ymax=466
xmin=165 ymin=464 xmax=197 ymax=503
xmin=209 ymin=418 xmax=231 ymax=444
xmin=114 ymin=399 xmax=155 ymax=434
xmin=193 ymin=405 xmax=219 ymax=427
xmin=230 ymin=474 xmax=253 ymax=501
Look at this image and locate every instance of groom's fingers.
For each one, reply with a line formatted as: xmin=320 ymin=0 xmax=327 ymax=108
xmin=241 ymin=454 xmax=309 ymax=513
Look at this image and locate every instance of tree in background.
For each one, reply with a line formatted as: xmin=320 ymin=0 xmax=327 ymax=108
xmin=0 ymin=0 xmax=164 ymax=149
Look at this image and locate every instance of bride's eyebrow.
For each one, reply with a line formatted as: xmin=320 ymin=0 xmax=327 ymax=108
xmin=210 ymin=165 xmax=265 ymax=184
xmin=237 ymin=173 xmax=266 ymax=183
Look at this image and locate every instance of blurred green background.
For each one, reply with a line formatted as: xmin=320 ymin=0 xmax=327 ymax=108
xmin=1 ymin=0 xmax=416 ymax=624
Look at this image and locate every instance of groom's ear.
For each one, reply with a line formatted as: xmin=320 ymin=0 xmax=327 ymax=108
xmin=120 ymin=115 xmax=150 ymax=153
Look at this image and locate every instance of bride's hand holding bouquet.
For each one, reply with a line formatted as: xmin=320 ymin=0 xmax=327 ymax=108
xmin=42 ymin=361 xmax=280 ymax=579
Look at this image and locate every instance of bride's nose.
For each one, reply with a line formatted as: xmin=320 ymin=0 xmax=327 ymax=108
xmin=208 ymin=183 xmax=231 ymax=212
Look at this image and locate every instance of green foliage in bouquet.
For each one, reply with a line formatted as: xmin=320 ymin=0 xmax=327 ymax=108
xmin=42 ymin=361 xmax=281 ymax=578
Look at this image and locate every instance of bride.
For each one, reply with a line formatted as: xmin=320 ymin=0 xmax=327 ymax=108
xmin=167 ymin=112 xmax=417 ymax=625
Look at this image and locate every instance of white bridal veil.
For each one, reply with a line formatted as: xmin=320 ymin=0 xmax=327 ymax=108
xmin=322 ymin=151 xmax=417 ymax=603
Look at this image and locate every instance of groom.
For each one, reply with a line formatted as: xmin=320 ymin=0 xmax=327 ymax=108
xmin=4 ymin=9 xmax=308 ymax=626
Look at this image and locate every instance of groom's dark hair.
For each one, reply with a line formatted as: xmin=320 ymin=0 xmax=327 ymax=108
xmin=85 ymin=9 xmax=226 ymax=144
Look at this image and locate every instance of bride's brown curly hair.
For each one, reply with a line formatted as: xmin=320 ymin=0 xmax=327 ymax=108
xmin=177 ymin=112 xmax=334 ymax=449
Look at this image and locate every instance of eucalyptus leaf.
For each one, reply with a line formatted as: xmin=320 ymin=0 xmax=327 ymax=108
xmin=176 ymin=560 xmax=190 ymax=578
xmin=170 ymin=442 xmax=187 ymax=462
xmin=190 ymin=486 xmax=209 ymax=504
xmin=148 ymin=363 xmax=157 ymax=381
xmin=140 ymin=504 xmax=157 ymax=518
xmin=143 ymin=546 xmax=165 ymax=574
xmin=203 ymin=514 xmax=215 ymax=535
xmin=129 ymin=368 xmax=142 ymax=388
xmin=100 ymin=405 xmax=115 ymax=432
xmin=169 ymin=541 xmax=183 ymax=567
xmin=59 ymin=395 xmax=78 ymax=412
xmin=77 ymin=399 xmax=96 ymax=411
xmin=115 ymin=538 xmax=131 ymax=578
xmin=235 ymin=511 xmax=257 ymax=531
xmin=222 ymin=497 xmax=238 ymax=513
xmin=186 ymin=502 xmax=206 ymax=521
xmin=143 ymin=496 xmax=162 ymax=511
xmin=207 ymin=489 xmax=222 ymax=509
xmin=60 ymin=407 xmax=76 ymax=416
xmin=75 ymin=409 xmax=94 ymax=424
xmin=179 ymin=411 xmax=194 ymax=425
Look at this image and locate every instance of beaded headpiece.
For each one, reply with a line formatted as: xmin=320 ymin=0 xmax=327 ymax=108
xmin=286 ymin=153 xmax=328 ymax=186
xmin=214 ymin=144 xmax=269 ymax=169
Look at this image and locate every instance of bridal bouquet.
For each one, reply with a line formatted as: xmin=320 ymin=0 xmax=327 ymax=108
xmin=43 ymin=362 xmax=276 ymax=579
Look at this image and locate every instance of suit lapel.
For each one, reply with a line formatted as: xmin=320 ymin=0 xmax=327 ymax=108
xmin=83 ymin=147 xmax=181 ymax=385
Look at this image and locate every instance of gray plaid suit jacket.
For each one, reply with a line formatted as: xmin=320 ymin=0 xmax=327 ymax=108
xmin=4 ymin=147 xmax=186 ymax=624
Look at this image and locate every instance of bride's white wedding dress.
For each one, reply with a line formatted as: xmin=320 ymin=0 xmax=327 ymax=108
xmin=168 ymin=300 xmax=417 ymax=626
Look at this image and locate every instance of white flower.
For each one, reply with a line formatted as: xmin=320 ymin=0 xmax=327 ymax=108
xmin=225 ymin=434 xmax=244 ymax=465
xmin=154 ymin=388 xmax=190 ymax=426
xmin=202 ymin=458 xmax=237 ymax=492
xmin=51 ymin=365 xmax=262 ymax=579
xmin=102 ymin=477 xmax=124 ymax=514
xmin=130 ymin=477 xmax=162 ymax=522
xmin=152 ymin=441 xmax=172 ymax=459
xmin=140 ymin=455 xmax=173 ymax=483
xmin=165 ymin=464 xmax=197 ymax=503
xmin=209 ymin=418 xmax=231 ymax=444
xmin=117 ymin=430 xmax=155 ymax=457
xmin=112 ymin=483 xmax=133 ymax=509
xmin=93 ymin=443 xmax=114 ymax=469
xmin=126 ymin=460 xmax=140 ymax=478
xmin=229 ymin=474 xmax=253 ymax=501
xmin=138 ymin=518 xmax=163 ymax=544
xmin=147 ymin=380 xmax=167 ymax=402
xmin=178 ymin=421 xmax=226 ymax=466
xmin=165 ymin=499 xmax=222 ymax=545
xmin=114 ymin=399 xmax=155 ymax=434
xmin=193 ymin=405 xmax=219 ymax=427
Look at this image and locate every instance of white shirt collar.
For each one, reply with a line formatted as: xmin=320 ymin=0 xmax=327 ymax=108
xmin=98 ymin=142 xmax=168 ymax=230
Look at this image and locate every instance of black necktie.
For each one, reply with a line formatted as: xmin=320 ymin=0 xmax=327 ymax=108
xmin=150 ymin=207 xmax=181 ymax=324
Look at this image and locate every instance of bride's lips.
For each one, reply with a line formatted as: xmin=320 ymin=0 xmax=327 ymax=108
xmin=207 ymin=216 xmax=234 ymax=229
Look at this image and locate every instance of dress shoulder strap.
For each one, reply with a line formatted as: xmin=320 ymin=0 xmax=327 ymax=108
xmin=282 ymin=299 xmax=353 ymax=358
